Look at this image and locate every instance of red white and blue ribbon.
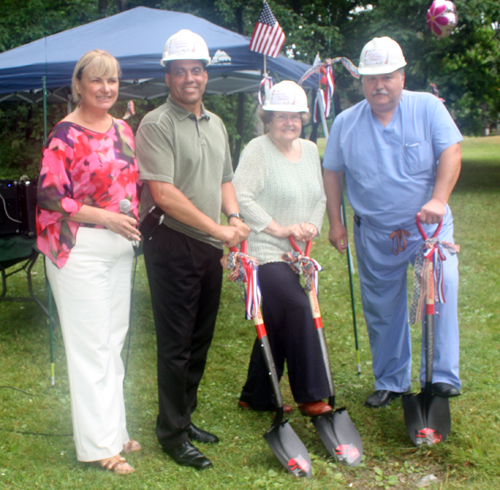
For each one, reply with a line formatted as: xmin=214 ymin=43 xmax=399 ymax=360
xmin=221 ymin=251 xmax=261 ymax=320
xmin=244 ymin=260 xmax=261 ymax=320
xmin=298 ymin=56 xmax=358 ymax=123
xmin=258 ymin=74 xmax=274 ymax=105
xmin=282 ymin=251 xmax=323 ymax=294
xmin=409 ymin=238 xmax=460 ymax=324
xmin=298 ymin=56 xmax=360 ymax=87
xmin=312 ymin=64 xmax=335 ymax=123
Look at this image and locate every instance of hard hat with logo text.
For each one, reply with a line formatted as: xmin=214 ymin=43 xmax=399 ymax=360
xmin=262 ymin=81 xmax=309 ymax=113
xmin=358 ymin=37 xmax=407 ymax=75
xmin=161 ymin=29 xmax=211 ymax=67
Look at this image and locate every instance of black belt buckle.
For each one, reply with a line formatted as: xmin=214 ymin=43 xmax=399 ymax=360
xmin=354 ymin=215 xmax=361 ymax=227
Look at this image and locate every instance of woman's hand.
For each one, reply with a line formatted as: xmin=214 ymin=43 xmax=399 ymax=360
xmin=104 ymin=212 xmax=141 ymax=242
xmin=299 ymin=223 xmax=318 ymax=242
xmin=69 ymin=205 xmax=141 ymax=242
xmin=285 ymin=224 xmax=307 ymax=242
xmin=263 ymin=220 xmax=309 ymax=241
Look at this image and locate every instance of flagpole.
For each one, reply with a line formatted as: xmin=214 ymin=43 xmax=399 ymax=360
xmin=264 ymin=54 xmax=267 ymax=74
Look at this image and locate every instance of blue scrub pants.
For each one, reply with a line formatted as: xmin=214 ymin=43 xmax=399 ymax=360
xmin=353 ymin=209 xmax=460 ymax=393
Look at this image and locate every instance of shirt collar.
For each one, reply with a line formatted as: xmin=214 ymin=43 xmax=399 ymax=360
xmin=166 ymin=95 xmax=210 ymax=122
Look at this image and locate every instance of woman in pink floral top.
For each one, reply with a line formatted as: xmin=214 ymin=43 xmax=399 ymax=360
xmin=37 ymin=119 xmax=139 ymax=266
xmin=37 ymin=50 xmax=141 ymax=475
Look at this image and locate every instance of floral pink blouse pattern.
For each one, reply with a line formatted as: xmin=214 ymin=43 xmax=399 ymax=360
xmin=37 ymin=119 xmax=140 ymax=268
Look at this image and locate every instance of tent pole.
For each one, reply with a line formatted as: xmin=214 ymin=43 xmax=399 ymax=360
xmin=42 ymin=76 xmax=48 ymax=143
xmin=42 ymin=0 xmax=55 ymax=386
xmin=42 ymin=74 xmax=55 ymax=386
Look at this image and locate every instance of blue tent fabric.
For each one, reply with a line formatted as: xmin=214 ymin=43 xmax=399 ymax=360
xmin=0 ymin=7 xmax=316 ymax=100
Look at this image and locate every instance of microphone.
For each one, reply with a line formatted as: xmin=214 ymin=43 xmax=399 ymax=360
xmin=119 ymin=198 xmax=134 ymax=217
xmin=119 ymin=199 xmax=138 ymax=248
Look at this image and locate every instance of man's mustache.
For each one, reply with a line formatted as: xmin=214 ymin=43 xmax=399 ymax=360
xmin=372 ymin=89 xmax=389 ymax=96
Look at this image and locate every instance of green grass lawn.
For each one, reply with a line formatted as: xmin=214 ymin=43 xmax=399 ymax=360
xmin=0 ymin=136 xmax=499 ymax=489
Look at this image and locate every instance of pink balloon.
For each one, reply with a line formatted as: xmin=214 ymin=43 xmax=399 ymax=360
xmin=427 ymin=0 xmax=458 ymax=38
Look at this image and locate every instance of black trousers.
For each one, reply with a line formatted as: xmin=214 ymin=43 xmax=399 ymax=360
xmin=240 ymin=262 xmax=330 ymax=410
xmin=143 ymin=225 xmax=223 ymax=449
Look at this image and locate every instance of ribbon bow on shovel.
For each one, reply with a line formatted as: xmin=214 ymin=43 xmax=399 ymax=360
xmin=221 ymin=242 xmax=313 ymax=479
xmin=403 ymin=214 xmax=460 ymax=447
xmin=283 ymin=237 xmax=363 ymax=467
xmin=409 ymin=223 xmax=460 ymax=325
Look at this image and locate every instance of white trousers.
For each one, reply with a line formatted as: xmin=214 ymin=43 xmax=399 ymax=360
xmin=46 ymin=227 xmax=134 ymax=462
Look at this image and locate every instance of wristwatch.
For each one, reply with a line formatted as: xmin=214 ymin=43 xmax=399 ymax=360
xmin=228 ymin=213 xmax=245 ymax=222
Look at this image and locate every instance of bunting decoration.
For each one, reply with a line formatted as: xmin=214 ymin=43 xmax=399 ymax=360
xmin=258 ymin=73 xmax=274 ymax=105
xmin=282 ymin=251 xmax=323 ymax=296
xmin=298 ymin=56 xmax=359 ymax=123
xmin=409 ymin=237 xmax=460 ymax=325
xmin=313 ymin=65 xmax=334 ymax=122
xmin=298 ymin=56 xmax=359 ymax=86
xmin=249 ymin=1 xmax=286 ymax=58
xmin=221 ymin=250 xmax=261 ymax=320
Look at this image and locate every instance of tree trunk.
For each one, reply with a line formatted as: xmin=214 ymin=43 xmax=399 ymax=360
xmin=98 ymin=0 xmax=107 ymax=14
xmin=115 ymin=0 xmax=128 ymax=12
xmin=233 ymin=6 xmax=245 ymax=168
xmin=233 ymin=93 xmax=245 ymax=169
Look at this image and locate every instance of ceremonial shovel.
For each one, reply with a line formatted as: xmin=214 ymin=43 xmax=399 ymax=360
xmin=402 ymin=215 xmax=451 ymax=446
xmin=230 ymin=242 xmax=312 ymax=478
xmin=288 ymin=237 xmax=363 ymax=466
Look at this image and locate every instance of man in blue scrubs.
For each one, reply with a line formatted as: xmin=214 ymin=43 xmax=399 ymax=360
xmin=323 ymin=37 xmax=462 ymax=408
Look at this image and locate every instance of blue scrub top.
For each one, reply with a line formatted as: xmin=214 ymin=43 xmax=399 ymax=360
xmin=323 ymin=90 xmax=462 ymax=231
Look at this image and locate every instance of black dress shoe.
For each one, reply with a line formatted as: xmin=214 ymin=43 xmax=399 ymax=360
xmin=188 ymin=423 xmax=219 ymax=444
xmin=163 ymin=441 xmax=212 ymax=470
xmin=364 ymin=390 xmax=403 ymax=408
xmin=432 ymin=382 xmax=461 ymax=398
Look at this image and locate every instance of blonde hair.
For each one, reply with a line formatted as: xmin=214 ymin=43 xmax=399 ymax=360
xmin=71 ymin=50 xmax=121 ymax=103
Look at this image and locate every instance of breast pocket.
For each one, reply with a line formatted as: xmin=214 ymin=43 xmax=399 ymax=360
xmin=403 ymin=141 xmax=435 ymax=174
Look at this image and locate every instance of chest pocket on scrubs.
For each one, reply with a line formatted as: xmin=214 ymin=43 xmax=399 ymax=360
xmin=403 ymin=141 xmax=435 ymax=174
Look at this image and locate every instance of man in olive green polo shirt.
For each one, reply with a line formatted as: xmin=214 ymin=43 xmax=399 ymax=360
xmin=136 ymin=29 xmax=249 ymax=470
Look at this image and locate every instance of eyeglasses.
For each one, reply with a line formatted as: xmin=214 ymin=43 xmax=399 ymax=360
xmin=171 ymin=67 xmax=205 ymax=78
xmin=273 ymin=114 xmax=302 ymax=123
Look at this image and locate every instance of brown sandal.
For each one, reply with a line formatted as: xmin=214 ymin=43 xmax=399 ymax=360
xmin=123 ymin=439 xmax=142 ymax=454
xmin=91 ymin=454 xmax=135 ymax=475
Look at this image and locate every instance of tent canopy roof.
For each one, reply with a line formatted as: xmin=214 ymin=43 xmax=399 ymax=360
xmin=0 ymin=7 xmax=316 ymax=103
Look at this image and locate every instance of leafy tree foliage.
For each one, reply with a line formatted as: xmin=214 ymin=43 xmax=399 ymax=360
xmin=0 ymin=0 xmax=499 ymax=178
xmin=343 ymin=0 xmax=500 ymax=134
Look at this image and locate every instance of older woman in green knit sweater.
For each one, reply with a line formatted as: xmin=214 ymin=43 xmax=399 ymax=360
xmin=233 ymin=81 xmax=331 ymax=417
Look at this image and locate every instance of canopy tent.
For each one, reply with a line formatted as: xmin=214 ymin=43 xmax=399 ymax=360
xmin=0 ymin=6 xmax=317 ymax=103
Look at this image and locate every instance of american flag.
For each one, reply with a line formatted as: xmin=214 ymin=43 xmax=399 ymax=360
xmin=249 ymin=1 xmax=286 ymax=58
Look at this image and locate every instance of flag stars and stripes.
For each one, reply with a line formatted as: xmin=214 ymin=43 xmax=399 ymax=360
xmin=249 ymin=1 xmax=286 ymax=58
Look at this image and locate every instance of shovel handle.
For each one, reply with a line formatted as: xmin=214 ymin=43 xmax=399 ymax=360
xmin=416 ymin=213 xmax=443 ymax=242
xmin=230 ymin=241 xmax=284 ymax=408
xmin=287 ymin=236 xmax=336 ymax=401
xmin=288 ymin=236 xmax=312 ymax=256
xmin=415 ymin=217 xmax=437 ymax=384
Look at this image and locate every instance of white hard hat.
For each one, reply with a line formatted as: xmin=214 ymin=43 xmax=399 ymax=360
xmin=161 ymin=29 xmax=211 ymax=67
xmin=262 ymin=81 xmax=309 ymax=113
xmin=358 ymin=37 xmax=407 ymax=75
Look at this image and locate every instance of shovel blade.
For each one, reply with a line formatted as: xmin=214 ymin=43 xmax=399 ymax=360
xmin=402 ymin=392 xmax=451 ymax=446
xmin=312 ymin=408 xmax=363 ymax=467
xmin=264 ymin=420 xmax=312 ymax=479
